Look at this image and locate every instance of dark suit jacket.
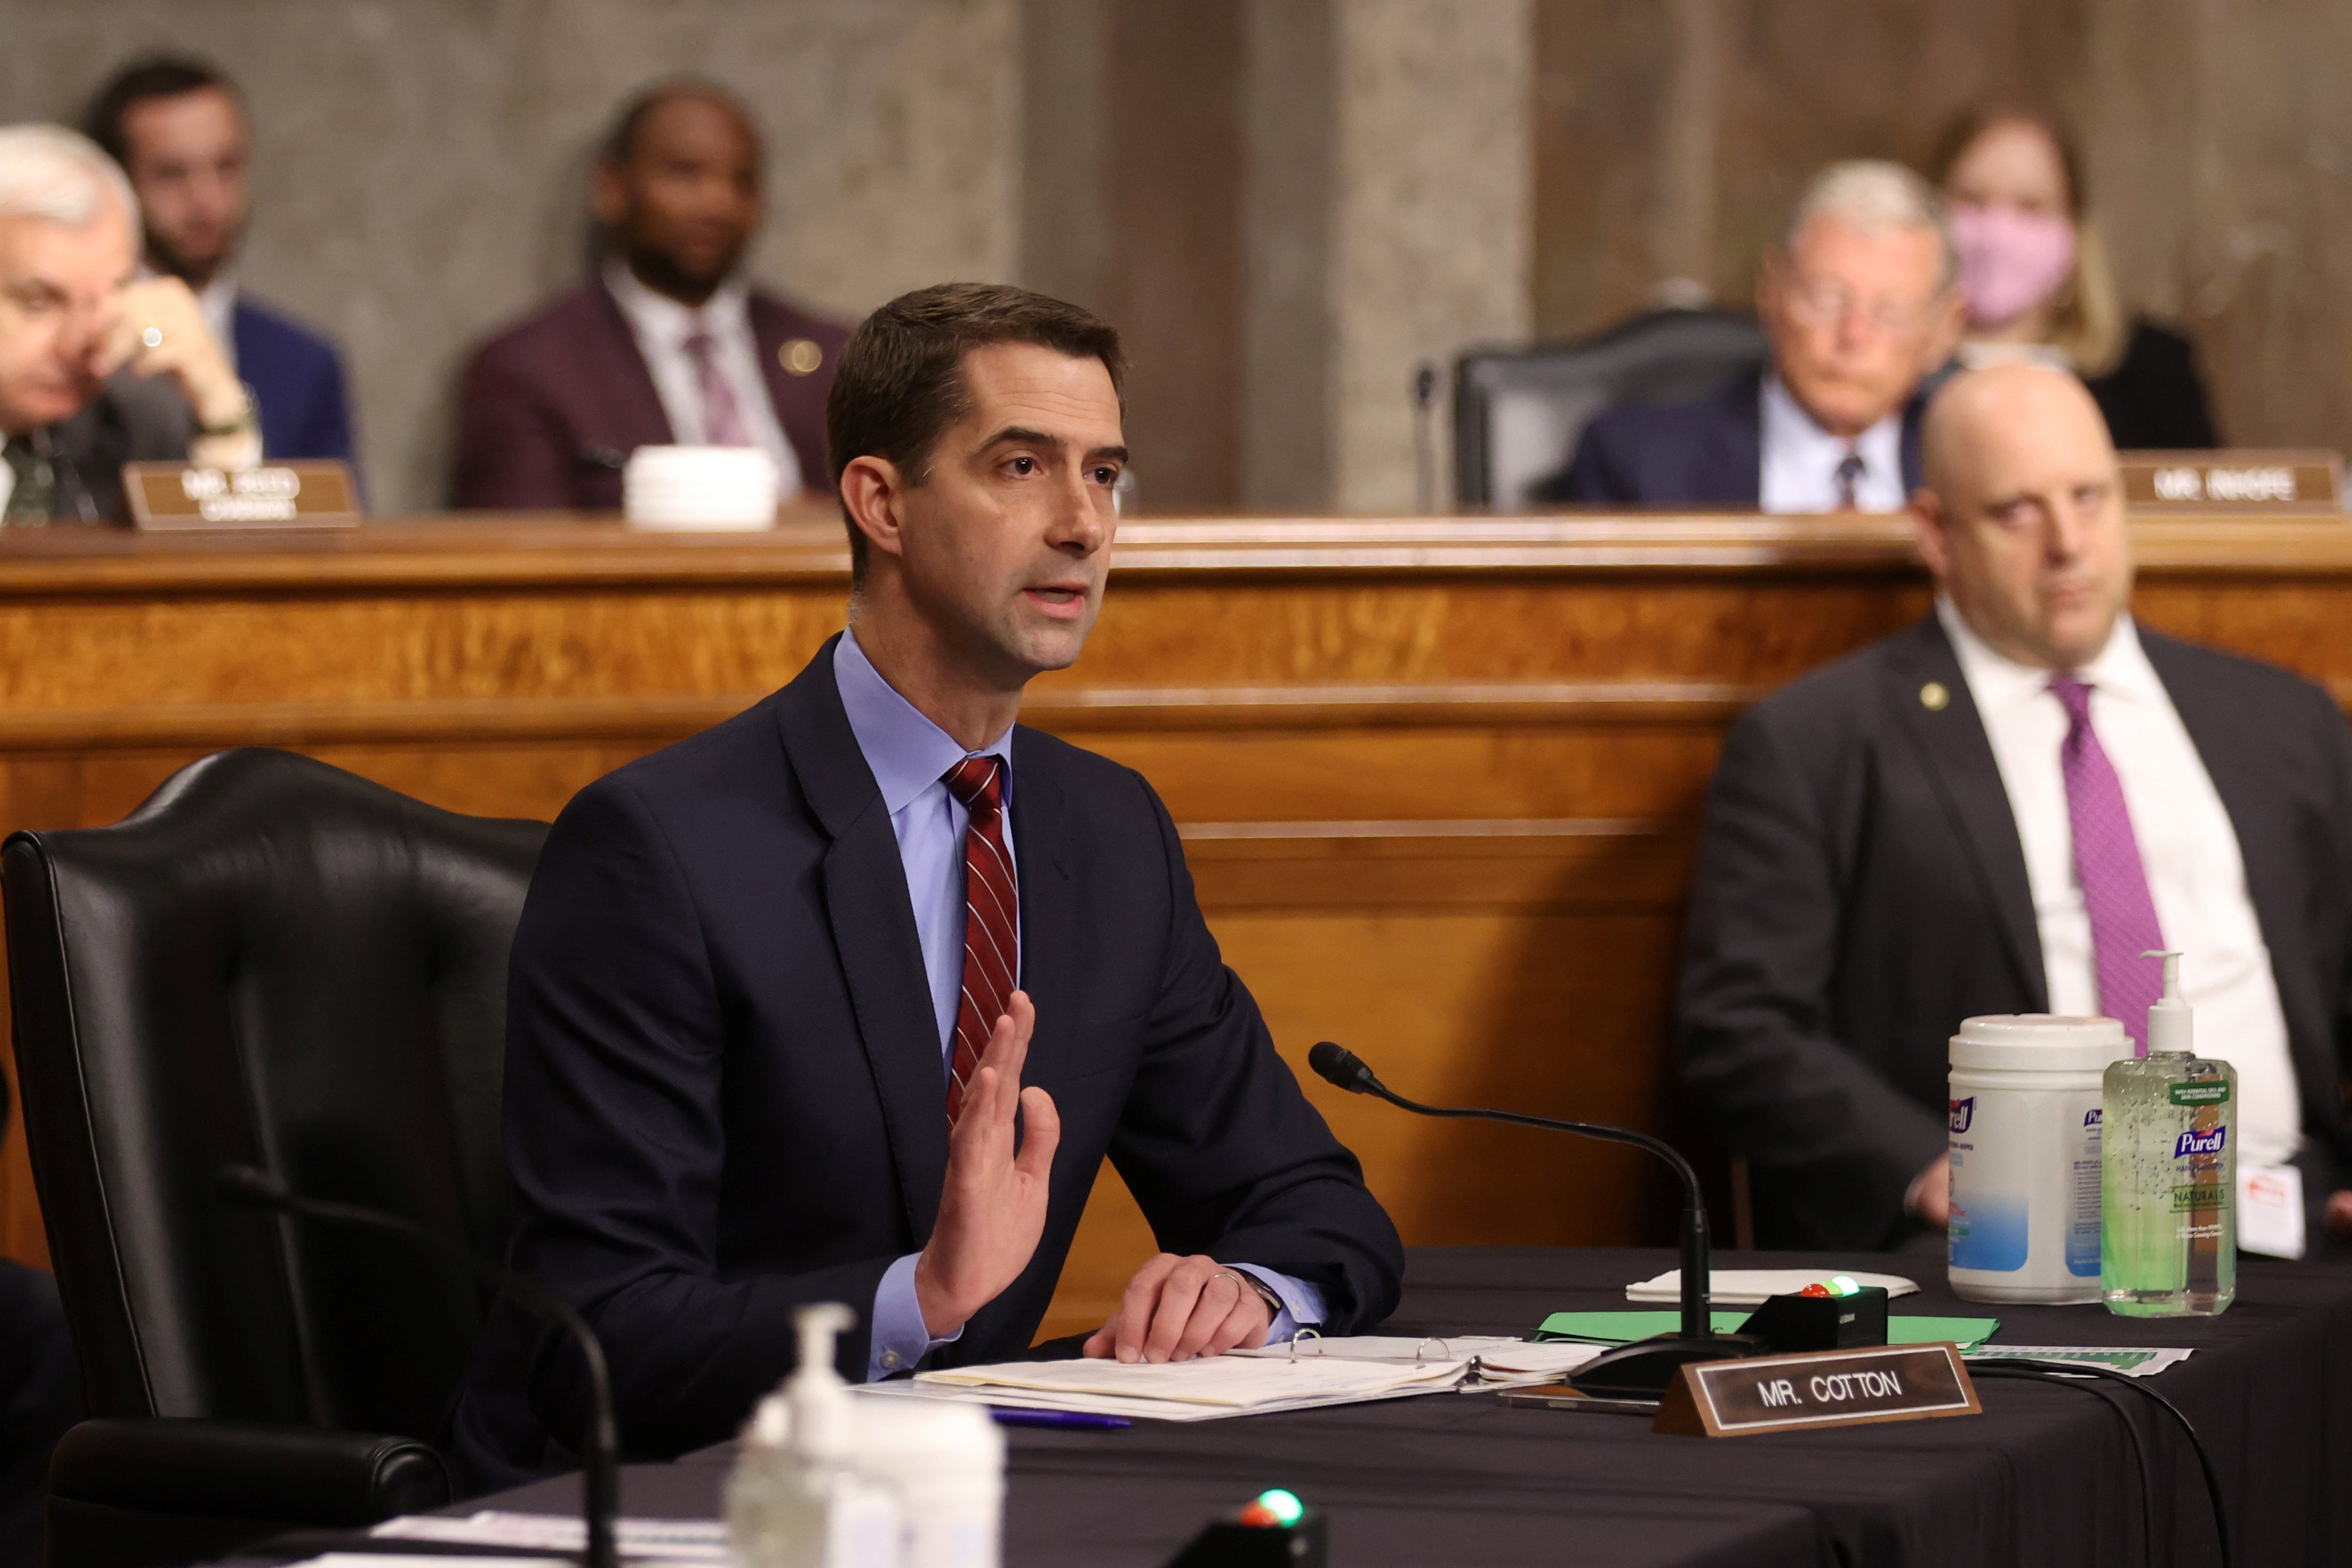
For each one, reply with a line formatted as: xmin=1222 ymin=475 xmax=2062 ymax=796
xmin=2085 ymin=318 xmax=2220 ymax=452
xmin=443 ymin=639 xmax=1402 ymax=1489
xmin=232 ymin=296 xmax=358 ymax=465
xmin=1675 ymin=614 xmax=2352 ymax=1249
xmin=450 ymin=280 xmax=848 ymax=510
xmin=1546 ymin=368 xmax=1926 ymax=508
xmin=40 ymin=373 xmax=193 ymax=523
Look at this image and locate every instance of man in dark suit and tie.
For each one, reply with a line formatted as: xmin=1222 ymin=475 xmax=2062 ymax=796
xmin=1676 ymin=361 xmax=2352 ymax=1255
xmin=451 ymin=80 xmax=847 ymax=512
xmin=85 ymin=58 xmax=358 ymax=467
xmin=445 ymin=283 xmax=1402 ymax=1488
xmin=1547 ymin=162 xmax=1963 ymax=511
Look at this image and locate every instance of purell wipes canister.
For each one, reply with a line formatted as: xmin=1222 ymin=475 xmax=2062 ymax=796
xmin=1947 ymin=1015 xmax=2123 ymax=1304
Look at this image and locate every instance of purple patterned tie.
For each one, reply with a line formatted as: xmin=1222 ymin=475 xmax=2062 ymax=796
xmin=2050 ymin=675 xmax=2165 ymax=1053
xmin=682 ymin=330 xmax=753 ymax=448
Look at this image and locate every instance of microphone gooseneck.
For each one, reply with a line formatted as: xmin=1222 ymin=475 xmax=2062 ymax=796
xmin=1307 ymin=1041 xmax=1751 ymax=1396
xmin=216 ymin=1165 xmax=620 ymax=1568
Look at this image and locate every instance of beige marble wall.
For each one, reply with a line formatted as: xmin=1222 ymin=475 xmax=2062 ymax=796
xmin=1329 ymin=0 xmax=1535 ymax=512
xmin=3 ymin=0 xmax=1020 ymax=514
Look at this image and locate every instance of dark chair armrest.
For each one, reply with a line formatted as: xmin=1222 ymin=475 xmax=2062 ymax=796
xmin=49 ymin=1419 xmax=451 ymax=1527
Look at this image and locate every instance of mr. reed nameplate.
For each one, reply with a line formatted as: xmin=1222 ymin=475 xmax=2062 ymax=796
xmin=124 ymin=460 xmax=362 ymax=530
xmin=1650 ymin=1343 xmax=1980 ymax=1437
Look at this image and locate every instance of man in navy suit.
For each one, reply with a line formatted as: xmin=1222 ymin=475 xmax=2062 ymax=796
xmin=85 ymin=58 xmax=358 ymax=468
xmin=453 ymin=81 xmax=846 ymax=512
xmin=444 ymin=283 xmax=1402 ymax=1488
xmin=1550 ymin=162 xmax=1964 ymax=511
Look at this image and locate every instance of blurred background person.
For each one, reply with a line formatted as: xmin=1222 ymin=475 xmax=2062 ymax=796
xmin=1676 ymin=362 xmax=2352 ymax=1253
xmin=452 ymin=78 xmax=847 ymax=512
xmin=1548 ymin=162 xmax=1964 ymax=512
xmin=1929 ymin=105 xmax=2218 ymax=451
xmin=0 ymin=123 xmax=257 ymax=524
xmin=84 ymin=57 xmax=358 ymax=467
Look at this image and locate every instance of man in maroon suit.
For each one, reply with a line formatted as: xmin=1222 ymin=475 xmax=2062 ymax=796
xmin=452 ymin=80 xmax=849 ymax=511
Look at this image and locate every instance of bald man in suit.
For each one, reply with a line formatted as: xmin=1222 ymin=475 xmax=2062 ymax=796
xmin=1677 ymin=363 xmax=2352 ymax=1255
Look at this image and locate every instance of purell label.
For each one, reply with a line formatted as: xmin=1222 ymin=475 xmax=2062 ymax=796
xmin=2170 ymin=1081 xmax=2231 ymax=1108
xmin=2084 ymin=1108 xmax=2102 ymax=1128
xmin=1949 ymin=1097 xmax=1974 ymax=1134
xmin=2173 ymin=1125 xmax=2229 ymax=1158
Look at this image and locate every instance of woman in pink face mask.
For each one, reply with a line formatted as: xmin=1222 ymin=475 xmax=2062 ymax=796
xmin=1928 ymin=107 xmax=2218 ymax=449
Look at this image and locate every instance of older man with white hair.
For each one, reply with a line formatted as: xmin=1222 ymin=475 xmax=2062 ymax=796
xmin=1551 ymin=159 xmax=1966 ymax=509
xmin=0 ymin=123 xmax=254 ymax=523
xmin=1677 ymin=360 xmax=2352 ymax=1256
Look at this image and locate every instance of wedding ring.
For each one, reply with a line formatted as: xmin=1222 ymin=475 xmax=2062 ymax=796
xmin=140 ymin=326 xmax=164 ymax=349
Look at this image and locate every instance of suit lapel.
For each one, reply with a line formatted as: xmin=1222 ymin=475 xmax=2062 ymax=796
xmin=773 ymin=638 xmax=949 ymax=1239
xmin=2140 ymin=633 xmax=2339 ymax=1122
xmin=1697 ymin=370 xmax=1764 ymax=505
xmin=1006 ymin=731 xmax=1081 ymax=1086
xmin=748 ymin=295 xmax=833 ymax=490
xmin=588 ymin=283 xmax=677 ymax=449
xmin=1885 ymin=616 xmax=2048 ymax=1006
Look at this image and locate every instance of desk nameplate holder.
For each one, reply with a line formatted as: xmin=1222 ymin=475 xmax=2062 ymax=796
xmin=124 ymin=460 xmax=361 ymax=530
xmin=2118 ymin=449 xmax=2343 ymax=513
xmin=1652 ymin=1342 xmax=1980 ymax=1437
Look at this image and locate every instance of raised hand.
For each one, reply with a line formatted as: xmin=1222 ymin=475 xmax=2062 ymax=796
xmin=912 ymin=991 xmax=1061 ymax=1337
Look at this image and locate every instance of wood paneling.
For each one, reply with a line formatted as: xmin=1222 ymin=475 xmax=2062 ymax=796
xmin=1 ymin=513 xmax=2348 ymax=1345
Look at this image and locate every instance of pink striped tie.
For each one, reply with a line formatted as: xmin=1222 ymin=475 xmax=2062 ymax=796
xmin=2051 ymin=675 xmax=2166 ymax=1052
xmin=942 ymin=756 xmax=1018 ymax=1124
xmin=682 ymin=330 xmax=753 ymax=448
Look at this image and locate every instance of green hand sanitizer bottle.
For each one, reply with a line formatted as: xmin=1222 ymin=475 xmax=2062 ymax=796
xmin=2101 ymin=950 xmax=2235 ymax=1317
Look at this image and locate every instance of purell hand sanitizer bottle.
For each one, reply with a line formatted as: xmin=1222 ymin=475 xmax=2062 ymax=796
xmin=2102 ymin=951 xmax=2236 ymax=1317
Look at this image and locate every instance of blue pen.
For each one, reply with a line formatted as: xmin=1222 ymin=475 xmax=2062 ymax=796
xmin=989 ymin=1407 xmax=1132 ymax=1431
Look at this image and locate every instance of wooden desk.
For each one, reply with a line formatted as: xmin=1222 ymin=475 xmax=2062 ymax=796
xmin=3 ymin=514 xmax=2348 ymax=1336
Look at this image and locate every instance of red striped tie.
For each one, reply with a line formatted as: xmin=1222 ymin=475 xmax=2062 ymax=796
xmin=943 ymin=756 xmax=1017 ymax=1124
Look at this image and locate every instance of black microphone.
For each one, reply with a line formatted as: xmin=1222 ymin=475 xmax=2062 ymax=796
xmin=216 ymin=1165 xmax=620 ymax=1568
xmin=1307 ymin=1042 xmax=1757 ymax=1397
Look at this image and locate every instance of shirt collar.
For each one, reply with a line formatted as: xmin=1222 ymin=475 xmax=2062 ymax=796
xmin=1760 ymin=374 xmax=1905 ymax=494
xmin=833 ymin=626 xmax=1013 ymax=816
xmin=1936 ymin=593 xmax=2162 ymax=713
xmin=601 ymin=256 xmax=751 ymax=350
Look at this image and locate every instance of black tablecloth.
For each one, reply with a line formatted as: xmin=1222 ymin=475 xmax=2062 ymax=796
xmin=437 ymin=1247 xmax=2352 ymax=1567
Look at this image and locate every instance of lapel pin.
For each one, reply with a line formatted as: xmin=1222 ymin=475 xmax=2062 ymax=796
xmin=780 ymin=338 xmax=824 ymax=376
xmin=1920 ymin=681 xmax=1949 ymax=711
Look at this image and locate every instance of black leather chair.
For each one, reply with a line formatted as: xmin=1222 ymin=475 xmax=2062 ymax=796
xmin=1453 ymin=307 xmax=1770 ymax=509
xmin=3 ymin=750 xmax=546 ymax=1568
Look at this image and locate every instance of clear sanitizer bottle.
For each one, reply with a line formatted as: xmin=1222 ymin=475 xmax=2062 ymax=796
xmin=2101 ymin=951 xmax=2236 ymax=1317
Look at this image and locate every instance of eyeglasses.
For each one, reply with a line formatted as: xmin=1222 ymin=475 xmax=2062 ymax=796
xmin=1779 ymin=276 xmax=1945 ymax=335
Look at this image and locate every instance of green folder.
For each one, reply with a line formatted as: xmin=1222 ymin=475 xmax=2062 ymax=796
xmin=1535 ymin=1310 xmax=2000 ymax=1352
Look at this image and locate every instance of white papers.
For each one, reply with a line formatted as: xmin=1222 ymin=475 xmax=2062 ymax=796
xmin=2240 ymin=1163 xmax=2308 ymax=1259
xmin=372 ymin=1512 xmax=727 ymax=1560
xmin=293 ymin=1556 xmax=572 ymax=1568
xmin=1230 ymin=1334 xmax=1606 ymax=1388
xmin=1627 ymin=1269 xmax=1919 ymax=1305
xmin=1967 ymin=1346 xmax=2195 ymax=1378
xmin=919 ymin=1352 xmax=1466 ymax=1408
xmin=857 ymin=1348 xmax=1470 ymax=1422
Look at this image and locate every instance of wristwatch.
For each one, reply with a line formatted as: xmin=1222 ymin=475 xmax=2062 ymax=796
xmin=1230 ymin=1268 xmax=1286 ymax=1319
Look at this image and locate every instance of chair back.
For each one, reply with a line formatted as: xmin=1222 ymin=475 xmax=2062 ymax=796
xmin=1454 ymin=308 xmax=1769 ymax=509
xmin=3 ymin=750 xmax=545 ymax=1441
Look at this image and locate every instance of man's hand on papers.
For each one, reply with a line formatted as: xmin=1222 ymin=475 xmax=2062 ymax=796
xmin=914 ymin=991 xmax=1060 ymax=1339
xmin=1081 ymin=1253 xmax=1272 ymax=1364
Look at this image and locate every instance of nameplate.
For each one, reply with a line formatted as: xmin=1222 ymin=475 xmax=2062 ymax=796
xmin=123 ymin=461 xmax=362 ymax=530
xmin=2118 ymin=450 xmax=2342 ymax=512
xmin=1651 ymin=1343 xmax=1980 ymax=1437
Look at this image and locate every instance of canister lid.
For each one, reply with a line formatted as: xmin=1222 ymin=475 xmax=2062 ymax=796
xmin=1949 ymin=1013 xmax=2129 ymax=1071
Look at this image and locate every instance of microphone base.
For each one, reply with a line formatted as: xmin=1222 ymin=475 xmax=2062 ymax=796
xmin=1566 ymin=1333 xmax=1763 ymax=1399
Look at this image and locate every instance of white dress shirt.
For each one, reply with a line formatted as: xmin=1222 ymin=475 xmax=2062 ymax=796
xmin=1758 ymin=376 xmax=1907 ymax=514
xmin=600 ymin=259 xmax=803 ymax=498
xmin=1938 ymin=598 xmax=2302 ymax=1166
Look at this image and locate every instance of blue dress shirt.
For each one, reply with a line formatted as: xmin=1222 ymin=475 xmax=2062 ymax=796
xmin=832 ymin=629 xmax=1323 ymax=1378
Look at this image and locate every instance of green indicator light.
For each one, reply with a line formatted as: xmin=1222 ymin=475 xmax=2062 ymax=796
xmin=1829 ymin=1275 xmax=1861 ymax=1297
xmin=1256 ymin=1489 xmax=1305 ymax=1526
